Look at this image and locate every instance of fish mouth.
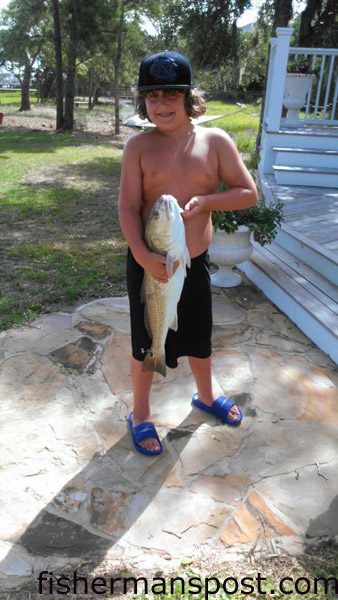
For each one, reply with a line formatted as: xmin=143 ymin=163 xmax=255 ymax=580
xmin=157 ymin=195 xmax=175 ymax=221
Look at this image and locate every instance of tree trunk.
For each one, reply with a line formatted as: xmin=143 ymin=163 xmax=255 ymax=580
xmin=52 ymin=0 xmax=64 ymax=130
xmin=230 ymin=20 xmax=240 ymax=87
xmin=19 ymin=60 xmax=32 ymax=111
xmin=272 ymin=0 xmax=293 ymax=31
xmin=114 ymin=0 xmax=124 ymax=136
xmin=64 ymin=1 xmax=78 ymax=131
xmin=93 ymin=85 xmax=99 ymax=106
xmin=298 ymin=0 xmax=323 ymax=47
xmin=88 ymin=84 xmax=93 ymax=110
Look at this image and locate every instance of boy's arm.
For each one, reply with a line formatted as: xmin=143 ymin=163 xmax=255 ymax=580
xmin=118 ymin=136 xmax=148 ymax=263
xmin=118 ymin=136 xmax=171 ymax=283
xmin=182 ymin=129 xmax=258 ymax=218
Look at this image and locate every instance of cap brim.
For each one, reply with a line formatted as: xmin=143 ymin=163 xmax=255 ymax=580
xmin=138 ymin=83 xmax=195 ymax=91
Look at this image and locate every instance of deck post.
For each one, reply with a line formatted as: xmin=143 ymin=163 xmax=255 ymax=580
xmin=265 ymin=27 xmax=293 ymax=132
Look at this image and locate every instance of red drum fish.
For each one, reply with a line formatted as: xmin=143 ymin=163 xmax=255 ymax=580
xmin=142 ymin=194 xmax=190 ymax=376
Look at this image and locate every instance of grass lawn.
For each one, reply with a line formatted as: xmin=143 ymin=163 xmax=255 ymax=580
xmin=0 ymin=127 xmax=127 ymax=330
xmin=0 ymin=100 xmax=260 ymax=331
xmin=205 ymin=100 xmax=260 ymax=169
xmin=0 ymin=89 xmax=38 ymax=105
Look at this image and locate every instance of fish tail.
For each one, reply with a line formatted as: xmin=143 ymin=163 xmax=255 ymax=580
xmin=143 ymin=352 xmax=166 ymax=377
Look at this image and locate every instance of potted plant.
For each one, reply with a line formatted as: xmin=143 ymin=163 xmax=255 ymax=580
xmin=209 ymin=192 xmax=284 ymax=287
xmin=283 ymin=58 xmax=317 ymax=122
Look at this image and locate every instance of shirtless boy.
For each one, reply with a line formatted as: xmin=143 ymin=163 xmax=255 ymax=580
xmin=118 ymin=51 xmax=258 ymax=456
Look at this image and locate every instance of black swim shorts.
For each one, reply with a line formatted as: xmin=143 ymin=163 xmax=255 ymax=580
xmin=126 ymin=248 xmax=212 ymax=369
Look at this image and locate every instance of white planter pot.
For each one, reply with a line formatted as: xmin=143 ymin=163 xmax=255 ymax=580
xmin=283 ymin=73 xmax=314 ymax=123
xmin=209 ymin=226 xmax=253 ymax=288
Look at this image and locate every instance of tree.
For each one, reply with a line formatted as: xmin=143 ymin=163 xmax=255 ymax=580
xmin=49 ymin=0 xmax=113 ymax=131
xmin=51 ymin=0 xmax=64 ymax=129
xmin=154 ymin=0 xmax=251 ymax=93
xmin=272 ymin=0 xmax=293 ymax=30
xmin=113 ymin=0 xmax=125 ymax=135
xmin=0 ymin=0 xmax=49 ymax=111
xmin=107 ymin=0 xmax=163 ymax=134
xmin=298 ymin=0 xmax=337 ymax=47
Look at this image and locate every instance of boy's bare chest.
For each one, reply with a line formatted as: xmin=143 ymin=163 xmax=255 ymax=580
xmin=141 ymin=143 xmax=219 ymax=199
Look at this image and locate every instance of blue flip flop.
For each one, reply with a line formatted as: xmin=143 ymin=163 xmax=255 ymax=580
xmin=192 ymin=394 xmax=243 ymax=426
xmin=128 ymin=412 xmax=163 ymax=456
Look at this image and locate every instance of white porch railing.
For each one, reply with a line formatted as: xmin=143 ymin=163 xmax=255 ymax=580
xmin=263 ymin=27 xmax=338 ymax=131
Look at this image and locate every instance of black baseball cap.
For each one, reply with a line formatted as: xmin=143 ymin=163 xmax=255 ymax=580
xmin=138 ymin=51 xmax=195 ymax=91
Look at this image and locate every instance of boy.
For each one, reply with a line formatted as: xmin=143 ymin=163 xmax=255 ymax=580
xmin=118 ymin=51 xmax=258 ymax=455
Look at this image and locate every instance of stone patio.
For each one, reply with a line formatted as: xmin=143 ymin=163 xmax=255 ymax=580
xmin=0 ymin=280 xmax=337 ymax=595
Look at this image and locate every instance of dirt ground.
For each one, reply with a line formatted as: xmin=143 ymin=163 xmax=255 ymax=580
xmin=1 ymin=541 xmax=337 ymax=599
xmin=1 ymin=102 xmax=134 ymax=141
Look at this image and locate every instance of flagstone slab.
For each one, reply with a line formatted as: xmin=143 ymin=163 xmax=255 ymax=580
xmin=76 ymin=321 xmax=112 ymax=339
xmin=174 ymin=425 xmax=247 ymax=476
xmin=148 ymin=376 xmax=209 ymax=429
xmin=212 ymin=325 xmax=253 ymax=346
xmin=0 ymin=353 xmax=76 ymax=416
xmin=255 ymin=331 xmax=313 ymax=353
xmin=0 ymin=314 xmax=86 ymax=356
xmin=212 ymin=350 xmax=254 ymax=395
xmin=31 ymin=312 xmax=76 ymax=333
xmin=77 ymin=296 xmax=130 ymax=313
xmin=76 ymin=298 xmax=131 ymax=331
xmin=90 ymin=487 xmax=151 ymax=537
xmin=120 ymin=487 xmax=226 ymax=553
xmin=190 ymin=474 xmax=252 ymax=505
xmin=220 ymin=489 xmax=295 ymax=547
xmin=49 ymin=336 xmax=99 ymax=373
xmin=18 ymin=509 xmax=114 ymax=557
xmin=101 ymin=329 xmax=133 ymax=394
xmin=71 ymin=370 xmax=118 ymax=416
xmin=246 ymin=309 xmax=311 ymax=344
xmin=0 ymin=326 xmax=76 ymax=357
xmin=0 ymin=541 xmax=32 ymax=590
xmin=212 ymin=292 xmax=246 ymax=326
xmin=250 ymin=360 xmax=338 ymax=424
xmin=230 ymin=420 xmax=337 ymax=478
xmin=255 ymin=462 xmax=338 ymax=537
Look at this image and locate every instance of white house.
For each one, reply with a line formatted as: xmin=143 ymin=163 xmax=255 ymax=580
xmin=240 ymin=28 xmax=338 ymax=365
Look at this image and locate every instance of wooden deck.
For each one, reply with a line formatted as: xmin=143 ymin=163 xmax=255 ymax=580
xmin=263 ymin=173 xmax=338 ymax=258
xmin=240 ymin=171 xmax=338 ymax=364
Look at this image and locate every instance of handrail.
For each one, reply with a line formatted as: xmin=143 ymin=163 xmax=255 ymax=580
xmin=289 ymin=48 xmax=338 ymax=55
xmin=289 ymin=46 xmax=338 ymax=56
xmin=264 ymin=29 xmax=338 ymax=130
xmin=288 ymin=47 xmax=338 ymax=125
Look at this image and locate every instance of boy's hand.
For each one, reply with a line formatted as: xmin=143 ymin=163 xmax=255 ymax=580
xmin=140 ymin=252 xmax=179 ymax=283
xmin=182 ymin=196 xmax=207 ymax=219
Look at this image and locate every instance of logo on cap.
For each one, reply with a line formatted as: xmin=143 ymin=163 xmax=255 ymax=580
xmin=149 ymin=57 xmax=178 ymax=82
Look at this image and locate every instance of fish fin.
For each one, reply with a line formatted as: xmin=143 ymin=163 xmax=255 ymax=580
xmin=169 ymin=313 xmax=178 ymax=332
xmin=166 ymin=251 xmax=174 ymax=277
xmin=140 ymin=278 xmax=146 ymax=303
xmin=185 ymin=247 xmax=191 ymax=270
xmin=143 ymin=305 xmax=151 ymax=338
xmin=143 ymin=352 xmax=166 ymax=377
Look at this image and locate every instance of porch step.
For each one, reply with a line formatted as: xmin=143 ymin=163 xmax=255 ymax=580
xmin=273 ymin=165 xmax=338 ymax=188
xmin=273 ymin=147 xmax=338 ymax=169
xmin=275 ymin=225 xmax=338 ymax=286
xmin=261 ymin=125 xmax=338 ymax=176
xmin=279 ymin=126 xmax=338 ymax=140
xmin=240 ymin=241 xmax=338 ymax=365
